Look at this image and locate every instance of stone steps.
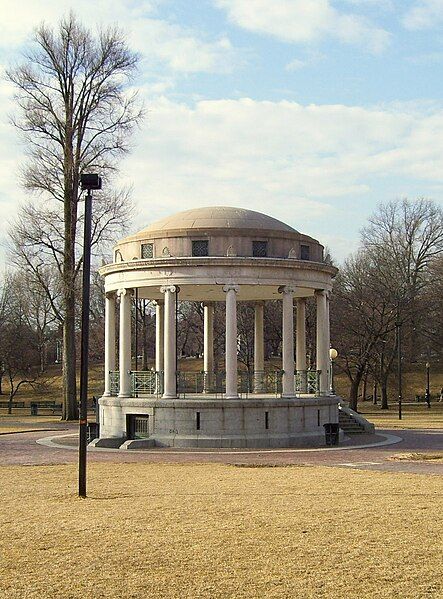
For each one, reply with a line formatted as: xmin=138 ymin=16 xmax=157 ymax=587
xmin=339 ymin=410 xmax=367 ymax=434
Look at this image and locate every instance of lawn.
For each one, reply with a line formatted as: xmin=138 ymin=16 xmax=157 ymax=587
xmin=360 ymin=402 xmax=443 ymax=429
xmin=0 ymin=462 xmax=441 ymax=598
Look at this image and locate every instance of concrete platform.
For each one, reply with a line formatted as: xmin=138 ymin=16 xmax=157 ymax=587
xmin=97 ymin=394 xmax=341 ymax=449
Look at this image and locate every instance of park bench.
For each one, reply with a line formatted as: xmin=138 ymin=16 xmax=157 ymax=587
xmin=0 ymin=401 xmax=25 ymax=409
xmin=30 ymin=401 xmax=62 ymax=415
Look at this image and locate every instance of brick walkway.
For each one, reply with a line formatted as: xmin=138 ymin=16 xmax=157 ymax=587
xmin=0 ymin=422 xmax=442 ymax=474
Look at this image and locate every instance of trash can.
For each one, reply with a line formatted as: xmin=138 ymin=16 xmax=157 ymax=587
xmin=30 ymin=402 xmax=38 ymax=416
xmin=324 ymin=423 xmax=339 ymax=446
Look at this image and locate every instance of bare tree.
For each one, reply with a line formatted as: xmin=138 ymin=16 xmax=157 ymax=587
xmin=332 ymin=198 xmax=443 ymax=410
xmin=7 ymin=14 xmax=142 ymax=419
xmin=0 ymin=275 xmax=41 ymax=412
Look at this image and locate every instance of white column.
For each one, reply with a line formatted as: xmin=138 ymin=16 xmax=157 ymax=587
xmin=296 ymin=298 xmax=307 ymax=393
xmin=203 ymin=302 xmax=214 ymax=393
xmin=155 ymin=300 xmax=164 ymax=373
xmin=223 ymin=284 xmax=239 ymax=399
xmin=280 ymin=286 xmax=295 ymax=398
xmin=161 ymin=285 xmax=177 ymax=399
xmin=326 ymin=292 xmax=332 ymax=393
xmin=118 ymin=288 xmax=132 ymax=398
xmin=316 ymin=290 xmax=329 ymax=395
xmin=254 ymin=302 xmax=265 ymax=392
xmin=104 ymin=292 xmax=116 ymax=396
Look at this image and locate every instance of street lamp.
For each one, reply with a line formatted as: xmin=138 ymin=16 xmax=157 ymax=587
xmin=78 ymin=173 xmax=102 ymax=499
xmin=396 ymin=319 xmax=402 ymax=420
xmin=425 ymin=362 xmax=431 ymax=409
xmin=329 ymin=348 xmax=338 ymax=395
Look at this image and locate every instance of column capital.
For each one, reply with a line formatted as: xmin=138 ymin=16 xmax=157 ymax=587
xmin=314 ymin=288 xmax=326 ymax=297
xmin=223 ymin=284 xmax=239 ymax=293
xmin=105 ymin=291 xmax=116 ymax=300
xmin=117 ymin=288 xmax=133 ymax=298
xmin=278 ymin=285 xmax=296 ymax=295
xmin=153 ymin=299 xmax=164 ymax=306
xmin=160 ymin=285 xmax=178 ymax=294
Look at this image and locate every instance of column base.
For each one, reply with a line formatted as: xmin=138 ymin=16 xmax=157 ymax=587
xmin=162 ymin=393 xmax=178 ymax=399
xmin=225 ymin=394 xmax=239 ymax=399
xmin=281 ymin=393 xmax=296 ymax=399
xmin=103 ymin=391 xmax=111 ymax=397
xmin=118 ymin=393 xmax=131 ymax=398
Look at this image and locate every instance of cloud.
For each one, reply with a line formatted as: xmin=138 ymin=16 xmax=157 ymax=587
xmin=215 ymin=0 xmax=391 ymax=53
xmin=108 ymin=97 xmax=443 ymax=260
xmin=285 ymin=59 xmax=306 ymax=71
xmin=403 ymin=0 xmax=443 ymax=30
xmin=0 ymin=0 xmax=238 ymax=75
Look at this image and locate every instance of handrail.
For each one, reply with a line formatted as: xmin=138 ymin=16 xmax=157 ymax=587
xmin=108 ymin=369 xmax=321 ymax=397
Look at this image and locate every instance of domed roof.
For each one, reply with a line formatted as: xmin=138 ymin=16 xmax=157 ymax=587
xmin=137 ymin=206 xmax=297 ymax=235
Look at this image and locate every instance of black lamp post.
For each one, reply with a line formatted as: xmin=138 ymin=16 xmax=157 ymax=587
xmin=329 ymin=348 xmax=338 ymax=395
xmin=396 ymin=319 xmax=402 ymax=421
xmin=425 ymin=362 xmax=431 ymax=409
xmin=78 ymin=173 xmax=102 ymax=498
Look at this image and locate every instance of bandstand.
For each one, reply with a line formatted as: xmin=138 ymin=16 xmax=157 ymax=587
xmin=95 ymin=206 xmax=339 ymax=448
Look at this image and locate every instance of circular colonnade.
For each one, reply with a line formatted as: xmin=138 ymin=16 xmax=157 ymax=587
xmin=96 ymin=207 xmax=339 ymax=448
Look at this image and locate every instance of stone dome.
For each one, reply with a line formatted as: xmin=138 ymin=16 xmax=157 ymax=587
xmin=114 ymin=205 xmax=323 ymax=263
xmin=135 ymin=206 xmax=297 ymax=235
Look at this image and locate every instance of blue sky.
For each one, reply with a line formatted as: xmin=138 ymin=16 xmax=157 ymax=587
xmin=1 ymin=0 xmax=443 ymax=264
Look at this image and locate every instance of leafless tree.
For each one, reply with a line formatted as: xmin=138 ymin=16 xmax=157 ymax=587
xmin=7 ymin=13 xmax=142 ymax=419
xmin=332 ymin=198 xmax=443 ymax=410
xmin=0 ymin=274 xmax=41 ymax=412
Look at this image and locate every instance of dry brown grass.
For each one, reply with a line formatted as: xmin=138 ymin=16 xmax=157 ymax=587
xmin=0 ymin=416 xmax=67 ymax=434
xmin=360 ymin=402 xmax=443 ymax=429
xmin=0 ymin=463 xmax=441 ymax=599
xmin=389 ymin=453 xmax=443 ymax=462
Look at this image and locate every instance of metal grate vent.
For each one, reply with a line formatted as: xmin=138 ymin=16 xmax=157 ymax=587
xmin=141 ymin=243 xmax=153 ymax=259
xmin=192 ymin=240 xmax=209 ymax=257
xmin=135 ymin=416 xmax=150 ymax=438
xmin=300 ymin=244 xmax=310 ymax=260
xmin=253 ymin=241 xmax=268 ymax=257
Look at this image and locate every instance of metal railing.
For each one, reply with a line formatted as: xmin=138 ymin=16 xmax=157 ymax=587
xmin=108 ymin=369 xmax=320 ymax=397
xmin=295 ymin=370 xmax=320 ymax=394
xmin=132 ymin=370 xmax=163 ymax=396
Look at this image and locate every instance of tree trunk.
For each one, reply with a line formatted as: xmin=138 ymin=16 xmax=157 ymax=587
xmin=362 ymin=373 xmax=368 ymax=402
xmin=61 ymin=101 xmax=79 ymax=421
xmin=8 ymin=374 xmax=13 ymax=414
xmin=380 ymin=375 xmax=389 ymax=410
xmin=40 ymin=340 xmax=46 ymax=373
xmin=373 ymin=381 xmax=378 ymax=405
xmin=62 ymin=308 xmax=78 ymax=420
xmin=349 ymin=370 xmax=364 ymax=411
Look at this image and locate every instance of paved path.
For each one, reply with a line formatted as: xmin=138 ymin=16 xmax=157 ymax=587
xmin=0 ymin=423 xmax=442 ymax=474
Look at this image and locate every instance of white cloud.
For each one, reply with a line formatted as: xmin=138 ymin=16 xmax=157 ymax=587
xmin=285 ymin=58 xmax=306 ymax=71
xmin=110 ymin=97 xmax=443 ymax=255
xmin=403 ymin=0 xmax=443 ymax=30
xmin=215 ymin=0 xmax=391 ymax=53
xmin=1 ymin=0 xmax=238 ymax=75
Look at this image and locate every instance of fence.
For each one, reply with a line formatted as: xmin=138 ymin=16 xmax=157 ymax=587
xmin=108 ymin=369 xmax=321 ymax=397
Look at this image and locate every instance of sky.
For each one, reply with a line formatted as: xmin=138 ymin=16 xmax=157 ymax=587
xmin=1 ymin=0 xmax=443 ymax=265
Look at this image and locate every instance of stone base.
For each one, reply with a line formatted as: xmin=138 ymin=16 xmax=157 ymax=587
xmin=97 ymin=394 xmax=340 ymax=449
xmin=89 ymin=436 xmax=125 ymax=448
xmin=119 ymin=438 xmax=157 ymax=449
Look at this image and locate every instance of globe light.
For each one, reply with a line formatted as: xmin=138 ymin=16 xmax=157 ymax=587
xmin=329 ymin=348 xmax=338 ymax=360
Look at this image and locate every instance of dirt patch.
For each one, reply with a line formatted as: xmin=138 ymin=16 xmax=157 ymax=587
xmin=389 ymin=452 xmax=443 ymax=462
